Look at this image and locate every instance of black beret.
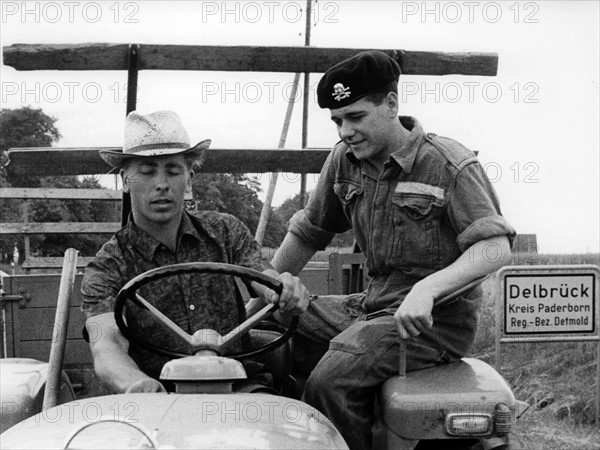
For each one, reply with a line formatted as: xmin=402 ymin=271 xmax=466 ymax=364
xmin=317 ymin=51 xmax=401 ymax=109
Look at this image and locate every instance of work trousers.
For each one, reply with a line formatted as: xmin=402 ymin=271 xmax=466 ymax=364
xmin=294 ymin=293 xmax=479 ymax=450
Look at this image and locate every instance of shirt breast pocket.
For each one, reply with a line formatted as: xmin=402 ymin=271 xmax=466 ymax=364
xmin=390 ymin=193 xmax=443 ymax=268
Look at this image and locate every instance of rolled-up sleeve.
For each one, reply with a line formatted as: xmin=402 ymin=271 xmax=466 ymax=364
xmin=289 ymin=210 xmax=336 ymax=251
xmin=80 ymin=244 xmax=123 ymax=318
xmin=448 ymin=162 xmax=517 ymax=252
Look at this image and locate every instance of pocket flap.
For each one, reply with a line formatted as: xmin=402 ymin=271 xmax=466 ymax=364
xmin=392 ymin=194 xmax=436 ymax=217
xmin=334 ymin=181 xmax=363 ymax=203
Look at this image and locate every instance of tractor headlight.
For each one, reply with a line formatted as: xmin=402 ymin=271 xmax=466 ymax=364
xmin=445 ymin=413 xmax=493 ymax=436
xmin=445 ymin=403 xmax=514 ymax=437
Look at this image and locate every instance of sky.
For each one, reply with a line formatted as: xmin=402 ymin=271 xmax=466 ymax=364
xmin=1 ymin=0 xmax=599 ymax=254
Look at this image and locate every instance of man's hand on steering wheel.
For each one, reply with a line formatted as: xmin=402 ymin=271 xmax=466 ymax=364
xmin=255 ymin=269 xmax=311 ymax=316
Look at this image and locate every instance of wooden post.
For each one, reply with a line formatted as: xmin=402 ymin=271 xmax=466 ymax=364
xmin=42 ymin=248 xmax=79 ymax=410
xmin=255 ymin=73 xmax=301 ymax=246
xmin=121 ymin=44 xmax=139 ymax=226
xmin=20 ymin=201 xmax=29 ymax=261
xmin=300 ymin=0 xmax=312 ymax=207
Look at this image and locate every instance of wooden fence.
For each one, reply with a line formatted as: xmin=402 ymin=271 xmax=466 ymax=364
xmin=1 ymin=43 xmax=499 ymax=268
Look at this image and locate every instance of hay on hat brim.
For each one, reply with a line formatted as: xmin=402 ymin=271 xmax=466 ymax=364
xmin=100 ymin=139 xmax=211 ymax=173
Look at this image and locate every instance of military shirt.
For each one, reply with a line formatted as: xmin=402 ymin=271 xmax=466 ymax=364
xmin=289 ymin=116 xmax=516 ymax=312
xmin=81 ymin=210 xmax=270 ymax=379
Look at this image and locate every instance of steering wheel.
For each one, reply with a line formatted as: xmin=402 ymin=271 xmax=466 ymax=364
xmin=114 ymin=262 xmax=297 ymax=359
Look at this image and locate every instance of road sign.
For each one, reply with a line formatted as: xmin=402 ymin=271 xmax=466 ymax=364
xmin=496 ymin=265 xmax=600 ymax=424
xmin=504 ymin=275 xmax=596 ymax=335
xmin=499 ymin=265 xmax=599 ymax=338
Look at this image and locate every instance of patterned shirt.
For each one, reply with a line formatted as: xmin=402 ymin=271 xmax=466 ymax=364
xmin=290 ymin=116 xmax=516 ymax=313
xmin=81 ymin=210 xmax=271 ymax=379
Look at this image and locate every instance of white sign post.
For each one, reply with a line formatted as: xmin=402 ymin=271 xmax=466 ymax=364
xmin=497 ymin=265 xmax=600 ymax=423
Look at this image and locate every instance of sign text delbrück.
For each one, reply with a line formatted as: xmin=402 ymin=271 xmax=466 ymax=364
xmin=504 ymin=272 xmax=596 ymax=335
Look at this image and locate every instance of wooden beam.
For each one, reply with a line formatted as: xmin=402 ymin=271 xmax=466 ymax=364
xmin=3 ymin=147 xmax=330 ymax=177
xmin=22 ymin=256 xmax=95 ymax=270
xmin=0 ymin=188 xmax=122 ymax=200
xmin=3 ymin=44 xmax=498 ymax=76
xmin=0 ymin=222 xmax=120 ymax=235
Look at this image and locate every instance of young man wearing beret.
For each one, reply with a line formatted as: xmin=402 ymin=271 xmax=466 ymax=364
xmin=271 ymin=51 xmax=516 ymax=449
xmin=82 ymin=110 xmax=309 ymax=394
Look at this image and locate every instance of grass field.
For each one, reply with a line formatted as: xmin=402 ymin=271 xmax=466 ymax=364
xmin=473 ymin=253 xmax=600 ymax=449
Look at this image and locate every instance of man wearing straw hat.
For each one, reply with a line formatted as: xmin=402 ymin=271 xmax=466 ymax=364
xmin=271 ymin=51 xmax=516 ymax=449
xmin=81 ymin=110 xmax=309 ymax=394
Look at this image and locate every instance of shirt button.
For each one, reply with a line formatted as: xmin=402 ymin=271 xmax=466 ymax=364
xmin=189 ymin=305 xmax=196 ymax=311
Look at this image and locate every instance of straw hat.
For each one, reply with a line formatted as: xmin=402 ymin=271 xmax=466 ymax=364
xmin=99 ymin=110 xmax=211 ymax=169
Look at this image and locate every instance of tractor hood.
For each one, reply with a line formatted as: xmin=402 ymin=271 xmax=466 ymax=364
xmin=0 ymin=393 xmax=348 ymax=449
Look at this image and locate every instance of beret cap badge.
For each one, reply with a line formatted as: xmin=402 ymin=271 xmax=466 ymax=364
xmin=332 ymin=83 xmax=351 ymax=101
